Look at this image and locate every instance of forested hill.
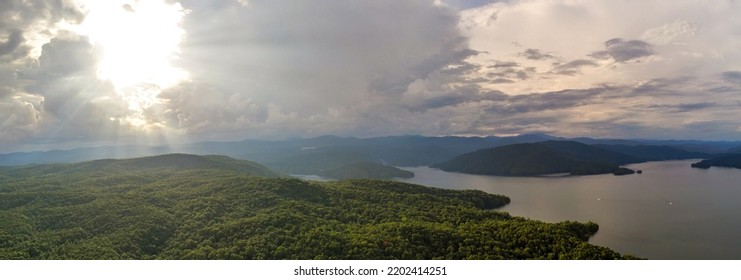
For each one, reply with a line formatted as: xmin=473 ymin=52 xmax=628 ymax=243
xmin=432 ymin=141 xmax=636 ymax=176
xmin=0 ymin=154 xmax=631 ymax=259
xmin=0 ymin=154 xmax=282 ymax=179
xmin=691 ymin=154 xmax=741 ymax=169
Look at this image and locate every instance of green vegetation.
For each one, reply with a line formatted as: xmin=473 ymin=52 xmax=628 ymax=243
xmin=611 ymin=167 xmax=636 ymax=176
xmin=691 ymin=154 xmax=741 ymax=169
xmin=0 ymin=154 xmax=630 ymax=259
xmin=594 ymin=144 xmax=711 ymax=161
xmin=317 ymin=161 xmax=414 ymax=179
xmin=432 ymin=141 xmax=635 ymax=176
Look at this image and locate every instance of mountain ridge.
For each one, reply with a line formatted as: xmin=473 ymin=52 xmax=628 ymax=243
xmin=2 ymin=153 xmax=282 ymax=179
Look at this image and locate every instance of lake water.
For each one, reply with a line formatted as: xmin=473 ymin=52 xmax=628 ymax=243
xmin=398 ymin=160 xmax=741 ymax=260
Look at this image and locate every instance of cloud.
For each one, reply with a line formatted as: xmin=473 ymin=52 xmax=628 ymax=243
xmin=722 ymin=71 xmax=741 ymax=84
xmin=172 ymin=0 xmax=477 ymax=136
xmin=122 ymin=4 xmax=135 ymax=13
xmin=442 ymin=0 xmax=501 ymax=11
xmin=0 ymin=1 xmax=101 ymax=150
xmin=0 ymin=0 xmax=85 ymax=59
xmin=520 ymin=48 xmax=557 ymax=60
xmin=488 ymin=61 xmax=519 ymax=68
xmin=149 ymin=81 xmax=265 ymax=134
xmin=631 ymin=76 xmax=696 ymax=96
xmin=641 ymin=20 xmax=697 ymax=45
xmin=8 ymin=34 xmax=135 ymax=147
xmin=484 ymin=61 xmax=534 ymax=81
xmin=22 ymin=37 xmax=103 ymax=118
xmin=487 ymin=88 xmax=607 ymax=115
xmin=591 ymin=38 xmax=655 ymax=62
xmin=0 ymin=94 xmax=43 ymax=142
xmin=402 ymin=85 xmax=507 ymax=112
xmin=0 ymin=30 xmax=24 ymax=56
xmin=643 ymin=102 xmax=718 ymax=113
xmin=491 ymin=78 xmax=515 ymax=84
xmin=550 ymin=59 xmax=599 ymax=76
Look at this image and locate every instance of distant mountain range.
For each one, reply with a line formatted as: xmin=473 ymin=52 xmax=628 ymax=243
xmin=317 ymin=161 xmax=414 ymax=180
xmin=1 ymin=133 xmax=737 ymax=178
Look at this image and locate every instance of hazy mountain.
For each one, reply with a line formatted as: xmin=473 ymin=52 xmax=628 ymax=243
xmin=0 ymin=146 xmax=176 ymax=166
xmin=316 ymin=161 xmax=414 ymax=179
xmin=728 ymin=146 xmax=741 ymax=154
xmin=593 ymin=145 xmax=712 ymax=161
xmin=2 ymin=154 xmax=281 ymax=179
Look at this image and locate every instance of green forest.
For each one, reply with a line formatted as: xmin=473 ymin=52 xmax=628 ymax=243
xmin=0 ymin=154 xmax=631 ymax=259
xmin=691 ymin=154 xmax=741 ymax=169
xmin=432 ymin=141 xmax=638 ymax=176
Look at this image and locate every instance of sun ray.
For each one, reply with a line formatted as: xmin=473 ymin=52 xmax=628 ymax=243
xmin=70 ymin=0 xmax=189 ymax=127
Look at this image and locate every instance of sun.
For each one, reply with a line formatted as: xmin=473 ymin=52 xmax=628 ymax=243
xmin=72 ymin=0 xmax=189 ymax=122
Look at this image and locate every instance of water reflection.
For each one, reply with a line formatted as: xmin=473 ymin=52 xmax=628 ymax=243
xmin=399 ymin=160 xmax=741 ymax=259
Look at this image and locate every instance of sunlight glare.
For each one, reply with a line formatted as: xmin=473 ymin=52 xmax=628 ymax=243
xmin=74 ymin=0 xmax=189 ymax=125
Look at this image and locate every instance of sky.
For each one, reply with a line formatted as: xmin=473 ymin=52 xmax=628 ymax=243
xmin=1 ymin=0 xmax=741 ymax=153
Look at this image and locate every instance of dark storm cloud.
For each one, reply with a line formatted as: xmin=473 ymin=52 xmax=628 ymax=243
xmin=591 ymin=38 xmax=654 ymax=62
xmin=519 ymin=48 xmax=557 ymax=60
xmin=550 ymin=59 xmax=598 ymax=76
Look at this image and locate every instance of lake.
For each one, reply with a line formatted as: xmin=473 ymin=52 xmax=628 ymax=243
xmin=398 ymin=160 xmax=741 ymax=259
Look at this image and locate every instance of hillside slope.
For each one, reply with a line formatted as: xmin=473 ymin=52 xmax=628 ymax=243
xmin=433 ymin=141 xmax=636 ymax=176
xmin=691 ymin=154 xmax=741 ymax=169
xmin=0 ymin=155 xmax=629 ymax=259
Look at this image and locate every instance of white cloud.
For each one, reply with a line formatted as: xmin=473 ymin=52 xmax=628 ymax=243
xmin=461 ymin=0 xmax=741 ymax=94
xmin=0 ymin=94 xmax=43 ymax=141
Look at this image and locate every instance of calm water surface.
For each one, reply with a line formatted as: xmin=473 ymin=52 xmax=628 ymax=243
xmin=399 ymin=160 xmax=741 ymax=259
